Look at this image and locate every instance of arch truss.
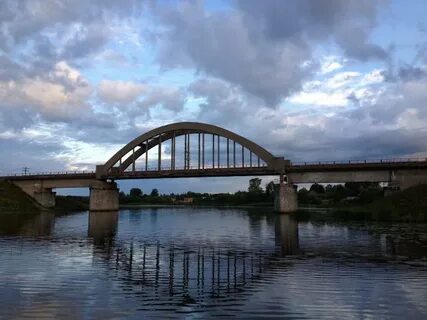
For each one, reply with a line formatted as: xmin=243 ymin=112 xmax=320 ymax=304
xmin=96 ymin=122 xmax=287 ymax=179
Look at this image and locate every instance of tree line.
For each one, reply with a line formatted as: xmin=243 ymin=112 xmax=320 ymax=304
xmin=298 ymin=182 xmax=384 ymax=206
xmin=119 ymin=179 xmax=385 ymax=206
xmin=119 ymin=178 xmax=275 ymax=205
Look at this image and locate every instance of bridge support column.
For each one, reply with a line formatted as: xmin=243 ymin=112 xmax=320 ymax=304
xmin=274 ymin=183 xmax=298 ymax=213
xmin=89 ymin=182 xmax=119 ymax=211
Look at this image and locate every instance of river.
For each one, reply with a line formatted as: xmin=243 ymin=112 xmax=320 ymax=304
xmin=0 ymin=208 xmax=426 ymax=319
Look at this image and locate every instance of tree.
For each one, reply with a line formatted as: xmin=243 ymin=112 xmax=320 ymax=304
xmin=310 ymin=183 xmax=325 ymax=193
xmin=130 ymin=188 xmax=143 ymax=198
xmin=119 ymin=191 xmax=127 ymax=201
xmin=248 ymin=178 xmax=263 ymax=193
xmin=265 ymin=181 xmax=275 ymax=196
xmin=150 ymin=188 xmax=159 ymax=197
xmin=298 ymin=187 xmax=321 ymax=205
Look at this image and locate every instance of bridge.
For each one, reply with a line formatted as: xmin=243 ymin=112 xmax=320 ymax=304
xmin=2 ymin=122 xmax=427 ymax=212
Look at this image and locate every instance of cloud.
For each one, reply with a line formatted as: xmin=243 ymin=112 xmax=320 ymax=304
xmin=139 ymin=87 xmax=187 ymax=112
xmin=149 ymin=0 xmax=387 ymax=106
xmin=0 ymin=0 xmax=426 ymax=194
xmin=151 ymin=1 xmax=314 ymax=106
xmin=98 ymin=80 xmax=146 ymax=104
xmin=237 ymin=0 xmax=388 ymax=61
xmin=0 ymin=61 xmax=93 ymax=126
xmin=287 ymin=69 xmax=385 ymax=108
xmin=319 ymin=56 xmax=345 ymax=74
xmin=0 ymin=131 xmax=70 ymax=174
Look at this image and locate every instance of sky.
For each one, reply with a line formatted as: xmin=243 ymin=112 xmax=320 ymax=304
xmin=0 ymin=0 xmax=427 ymax=195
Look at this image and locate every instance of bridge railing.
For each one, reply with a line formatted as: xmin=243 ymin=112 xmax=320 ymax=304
xmin=0 ymin=170 xmax=94 ymax=178
xmin=291 ymin=158 xmax=427 ymax=166
xmin=2 ymin=158 xmax=426 ymax=178
xmin=122 ymin=163 xmax=269 ymax=172
xmin=0 ymin=164 xmax=271 ymax=178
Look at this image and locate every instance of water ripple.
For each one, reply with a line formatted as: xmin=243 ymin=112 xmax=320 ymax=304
xmin=0 ymin=208 xmax=426 ymax=319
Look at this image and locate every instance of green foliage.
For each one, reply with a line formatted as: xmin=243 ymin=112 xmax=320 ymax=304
xmin=120 ymin=179 xmax=277 ymax=206
xmin=300 ymin=182 xmax=383 ymax=206
xmin=0 ymin=181 xmax=39 ymax=212
xmin=265 ymin=181 xmax=275 ymax=196
xmin=55 ymin=196 xmax=88 ymax=212
xmin=309 ymin=183 xmax=325 ymax=193
xmin=130 ymin=188 xmax=143 ymax=198
xmin=298 ymin=188 xmax=321 ymax=205
xmin=363 ymin=184 xmax=427 ymax=222
xmin=248 ymin=178 xmax=263 ymax=194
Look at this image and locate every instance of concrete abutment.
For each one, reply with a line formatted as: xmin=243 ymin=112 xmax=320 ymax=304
xmin=12 ymin=179 xmax=119 ymax=211
xmin=33 ymin=189 xmax=56 ymax=208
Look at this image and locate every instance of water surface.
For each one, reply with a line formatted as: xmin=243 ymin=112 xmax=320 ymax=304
xmin=0 ymin=208 xmax=426 ymax=319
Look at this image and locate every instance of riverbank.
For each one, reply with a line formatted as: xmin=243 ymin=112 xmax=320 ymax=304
xmin=0 ymin=181 xmax=89 ymax=214
xmin=298 ymin=184 xmax=427 ymax=223
xmin=1 ymin=180 xmax=426 ymax=222
xmin=0 ymin=180 xmax=39 ymax=213
xmin=356 ymin=184 xmax=427 ymax=222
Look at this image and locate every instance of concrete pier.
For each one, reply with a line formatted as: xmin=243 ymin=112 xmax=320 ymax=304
xmin=274 ymin=183 xmax=298 ymax=213
xmin=89 ymin=182 xmax=119 ymax=211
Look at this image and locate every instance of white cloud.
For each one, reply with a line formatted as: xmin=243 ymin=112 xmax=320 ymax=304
xmin=0 ymin=61 xmax=92 ymax=121
xmin=288 ymin=91 xmax=349 ymax=107
xmin=287 ymin=68 xmax=387 ymax=108
xmin=98 ymin=79 xmax=146 ymax=104
xmin=360 ymin=69 xmax=384 ymax=86
xmin=54 ymin=139 xmax=122 ymax=170
xmin=319 ymin=56 xmax=345 ymax=74
xmin=325 ymin=71 xmax=361 ymax=89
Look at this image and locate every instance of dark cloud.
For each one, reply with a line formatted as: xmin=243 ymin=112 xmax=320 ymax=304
xmin=238 ymin=0 xmax=388 ymax=61
xmin=397 ymin=66 xmax=427 ymax=81
xmin=0 ymin=137 xmax=70 ymax=174
xmin=139 ymin=87 xmax=187 ymax=112
xmin=189 ymin=78 xmax=248 ymax=126
xmin=0 ymin=0 xmax=144 ymax=70
xmin=152 ymin=1 xmax=313 ymax=106
xmin=151 ymin=0 xmax=387 ymax=105
xmin=0 ymin=0 xmax=426 ymax=188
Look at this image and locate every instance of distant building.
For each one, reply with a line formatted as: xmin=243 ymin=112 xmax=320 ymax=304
xmin=182 ymin=197 xmax=193 ymax=204
xmin=177 ymin=197 xmax=193 ymax=204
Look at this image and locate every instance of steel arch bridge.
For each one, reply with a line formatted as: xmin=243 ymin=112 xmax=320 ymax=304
xmin=96 ymin=122 xmax=289 ymax=179
xmin=3 ymin=121 xmax=427 ymax=211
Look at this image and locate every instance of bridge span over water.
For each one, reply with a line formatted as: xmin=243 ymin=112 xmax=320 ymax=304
xmin=2 ymin=122 xmax=427 ymax=212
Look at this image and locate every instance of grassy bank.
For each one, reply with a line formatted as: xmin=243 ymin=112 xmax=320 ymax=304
xmin=299 ymin=185 xmax=427 ymax=223
xmin=0 ymin=180 xmax=39 ymax=213
xmin=0 ymin=181 xmax=88 ymax=214
xmin=1 ymin=179 xmax=426 ymax=222
xmin=55 ymin=196 xmax=89 ymax=212
xmin=359 ymin=184 xmax=427 ymax=222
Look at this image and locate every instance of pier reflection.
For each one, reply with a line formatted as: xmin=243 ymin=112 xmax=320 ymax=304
xmin=86 ymin=211 xmax=301 ymax=306
xmin=88 ymin=210 xmax=119 ymax=244
xmin=275 ymin=214 xmax=299 ymax=256
xmin=0 ymin=211 xmax=55 ymax=236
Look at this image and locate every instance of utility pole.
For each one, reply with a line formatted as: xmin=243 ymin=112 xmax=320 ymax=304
xmin=22 ymin=167 xmax=29 ymax=176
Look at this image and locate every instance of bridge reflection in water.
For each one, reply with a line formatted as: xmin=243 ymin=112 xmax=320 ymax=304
xmin=0 ymin=211 xmax=55 ymax=237
xmin=86 ymin=210 xmax=299 ymax=303
xmin=0 ymin=209 xmax=426 ymax=317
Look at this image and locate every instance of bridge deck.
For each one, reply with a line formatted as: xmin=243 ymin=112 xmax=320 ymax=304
xmin=288 ymin=159 xmax=427 ymax=172
xmin=1 ymin=159 xmax=426 ymax=181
